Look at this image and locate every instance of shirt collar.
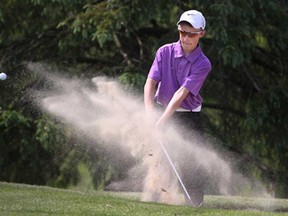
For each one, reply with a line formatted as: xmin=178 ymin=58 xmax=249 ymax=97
xmin=174 ymin=40 xmax=202 ymax=63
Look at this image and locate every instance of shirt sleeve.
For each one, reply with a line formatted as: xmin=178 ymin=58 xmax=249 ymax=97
xmin=148 ymin=48 xmax=162 ymax=83
xmin=183 ymin=59 xmax=211 ymax=96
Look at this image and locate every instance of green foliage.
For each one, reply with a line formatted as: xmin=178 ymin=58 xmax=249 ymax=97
xmin=0 ymin=107 xmax=81 ymax=188
xmin=243 ymin=84 xmax=288 ymax=197
xmin=0 ymin=111 xmax=53 ymax=183
xmin=119 ymin=71 xmax=146 ymax=93
xmin=54 ymin=149 xmax=80 ymax=188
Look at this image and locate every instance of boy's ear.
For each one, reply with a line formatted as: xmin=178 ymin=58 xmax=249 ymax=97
xmin=200 ymin=30 xmax=206 ymax=37
xmin=200 ymin=30 xmax=206 ymax=38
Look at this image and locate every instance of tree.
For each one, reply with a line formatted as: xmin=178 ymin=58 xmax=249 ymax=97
xmin=197 ymin=0 xmax=288 ymax=197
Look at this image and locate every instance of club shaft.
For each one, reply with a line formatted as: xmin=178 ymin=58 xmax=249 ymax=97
xmin=159 ymin=140 xmax=192 ymax=202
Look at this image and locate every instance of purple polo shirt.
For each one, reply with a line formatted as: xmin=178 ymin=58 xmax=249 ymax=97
xmin=148 ymin=40 xmax=211 ymax=110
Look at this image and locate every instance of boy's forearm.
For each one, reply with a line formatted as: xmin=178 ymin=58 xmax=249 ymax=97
xmin=156 ymin=86 xmax=190 ymax=127
xmin=144 ymin=78 xmax=156 ymax=111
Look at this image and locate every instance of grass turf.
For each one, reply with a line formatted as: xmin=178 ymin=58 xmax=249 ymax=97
xmin=0 ymin=182 xmax=287 ymax=216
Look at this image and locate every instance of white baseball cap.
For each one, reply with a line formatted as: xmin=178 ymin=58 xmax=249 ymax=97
xmin=177 ymin=10 xmax=206 ymax=30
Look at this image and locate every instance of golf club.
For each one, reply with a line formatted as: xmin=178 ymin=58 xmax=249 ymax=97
xmin=158 ymin=139 xmax=193 ymax=206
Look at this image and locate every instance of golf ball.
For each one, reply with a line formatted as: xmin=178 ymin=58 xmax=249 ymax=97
xmin=0 ymin=73 xmax=7 ymax=80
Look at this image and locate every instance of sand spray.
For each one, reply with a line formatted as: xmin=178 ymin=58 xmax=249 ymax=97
xmin=29 ymin=63 xmax=273 ymax=205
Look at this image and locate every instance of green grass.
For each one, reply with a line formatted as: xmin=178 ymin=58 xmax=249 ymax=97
xmin=0 ymin=182 xmax=287 ymax=216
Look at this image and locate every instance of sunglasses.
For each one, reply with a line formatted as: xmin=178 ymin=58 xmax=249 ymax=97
xmin=178 ymin=30 xmax=202 ymax=38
